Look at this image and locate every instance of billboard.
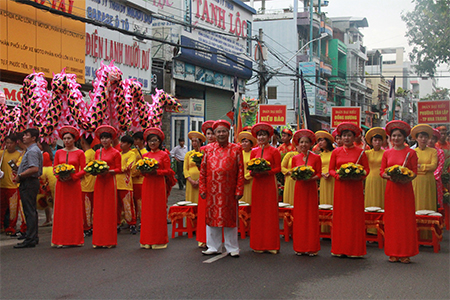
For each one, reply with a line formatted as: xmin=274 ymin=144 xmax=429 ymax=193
xmin=1 ymin=82 xmax=22 ymax=107
xmin=85 ymin=0 xmax=153 ymax=90
xmin=176 ymin=0 xmax=254 ymax=79
xmin=1 ymin=0 xmax=86 ymax=83
xmin=417 ymin=100 xmax=450 ymax=124
xmin=259 ymin=105 xmax=287 ymax=126
xmin=331 ymin=106 xmax=361 ymax=128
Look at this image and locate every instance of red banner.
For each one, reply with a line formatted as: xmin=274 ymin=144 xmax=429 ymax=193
xmin=259 ymin=105 xmax=287 ymax=126
xmin=417 ymin=100 xmax=450 ymax=124
xmin=331 ymin=107 xmax=361 ymax=128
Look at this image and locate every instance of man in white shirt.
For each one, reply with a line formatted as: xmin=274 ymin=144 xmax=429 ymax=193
xmin=170 ymin=138 xmax=188 ymax=190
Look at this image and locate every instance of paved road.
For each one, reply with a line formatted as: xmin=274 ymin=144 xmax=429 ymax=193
xmin=1 ymin=189 xmax=449 ymax=299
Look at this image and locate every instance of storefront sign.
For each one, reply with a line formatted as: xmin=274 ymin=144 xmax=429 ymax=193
xmin=176 ymin=0 xmax=254 ymax=79
xmin=85 ymin=0 xmax=152 ymax=89
xmin=331 ymin=106 xmax=361 ymax=128
xmin=1 ymin=0 xmax=86 ymax=83
xmin=173 ymin=98 xmax=205 ymax=116
xmin=177 ymin=36 xmax=252 ymax=79
xmin=259 ymin=105 xmax=287 ymax=126
xmin=1 ymin=82 xmax=23 ymax=107
xmin=417 ymin=100 xmax=450 ymax=124
xmin=173 ymin=60 xmax=245 ymax=93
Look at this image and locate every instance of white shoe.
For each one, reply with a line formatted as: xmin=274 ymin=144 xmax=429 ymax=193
xmin=202 ymin=249 xmax=221 ymax=255
xmin=229 ymin=251 xmax=240 ymax=258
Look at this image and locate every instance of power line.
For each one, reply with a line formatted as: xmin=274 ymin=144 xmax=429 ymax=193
xmin=12 ymin=0 xmax=261 ymax=74
xmin=43 ymin=0 xmax=261 ymax=43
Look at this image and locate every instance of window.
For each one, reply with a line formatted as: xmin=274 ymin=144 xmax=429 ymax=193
xmin=246 ymin=21 xmax=252 ymax=55
xmin=268 ymin=86 xmax=277 ymax=99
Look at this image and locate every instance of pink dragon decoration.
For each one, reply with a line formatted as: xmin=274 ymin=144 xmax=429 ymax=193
xmin=0 ymin=61 xmax=182 ymax=143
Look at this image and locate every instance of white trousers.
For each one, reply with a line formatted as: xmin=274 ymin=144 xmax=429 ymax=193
xmin=206 ymin=225 xmax=239 ymax=253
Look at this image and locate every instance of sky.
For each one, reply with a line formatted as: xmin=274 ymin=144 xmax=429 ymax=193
xmin=248 ymin=0 xmax=449 ymax=89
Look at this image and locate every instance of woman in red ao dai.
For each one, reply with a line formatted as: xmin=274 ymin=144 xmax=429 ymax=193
xmin=290 ymin=130 xmax=322 ymax=256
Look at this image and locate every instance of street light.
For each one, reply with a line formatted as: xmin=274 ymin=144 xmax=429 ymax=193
xmin=274 ymin=32 xmax=328 ymax=75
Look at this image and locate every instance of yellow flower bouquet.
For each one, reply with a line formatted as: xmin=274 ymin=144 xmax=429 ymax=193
xmin=337 ymin=162 xmax=366 ymax=180
xmin=291 ymin=165 xmax=315 ymax=180
xmin=54 ymin=163 xmax=75 ymax=180
xmin=247 ymin=157 xmax=271 ymax=172
xmin=190 ymin=151 xmax=204 ymax=166
xmin=136 ymin=157 xmax=159 ymax=173
xmin=386 ymin=164 xmax=414 ymax=182
xmin=443 ymin=188 xmax=449 ymax=204
xmin=84 ymin=160 xmax=110 ymax=175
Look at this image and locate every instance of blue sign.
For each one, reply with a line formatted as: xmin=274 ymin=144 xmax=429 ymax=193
xmin=177 ymin=36 xmax=252 ymax=79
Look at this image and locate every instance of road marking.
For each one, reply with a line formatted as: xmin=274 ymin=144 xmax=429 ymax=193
xmin=0 ymin=239 xmax=20 ymax=247
xmin=203 ymin=252 xmax=228 ymax=263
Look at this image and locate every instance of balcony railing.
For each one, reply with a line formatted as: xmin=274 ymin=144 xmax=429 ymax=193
xmin=360 ymin=45 xmax=366 ymax=54
xmin=337 ymin=69 xmax=346 ymax=79
xmin=321 ymin=55 xmax=332 ymax=66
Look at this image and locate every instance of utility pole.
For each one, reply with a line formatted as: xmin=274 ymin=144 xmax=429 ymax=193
xmin=258 ymin=28 xmax=266 ymax=104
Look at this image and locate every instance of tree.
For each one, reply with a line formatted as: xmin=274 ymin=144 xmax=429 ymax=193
xmin=401 ymin=0 xmax=450 ymax=76
xmin=421 ymin=88 xmax=450 ymax=100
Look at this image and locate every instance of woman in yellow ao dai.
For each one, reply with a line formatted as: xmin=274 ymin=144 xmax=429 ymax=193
xmin=238 ymin=132 xmax=257 ymax=204
xmin=183 ymin=131 xmax=206 ymax=204
xmin=315 ymin=131 xmax=335 ymax=206
xmin=364 ymin=128 xmax=387 ymax=208
xmin=411 ymin=125 xmax=438 ymax=211
xmin=281 ymin=151 xmax=299 ymax=205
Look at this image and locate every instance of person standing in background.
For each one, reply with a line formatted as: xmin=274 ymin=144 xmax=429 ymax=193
xmin=428 ymin=129 xmax=445 ymax=208
xmin=170 ymin=138 xmax=187 ymax=190
xmin=435 ymin=126 xmax=450 ymax=160
xmin=0 ymin=134 xmax=21 ymax=236
xmin=80 ymin=135 xmax=96 ymax=237
xmin=116 ymin=135 xmax=137 ymax=235
xmin=278 ymin=129 xmax=295 ymax=156
xmin=14 ymin=128 xmax=43 ymax=248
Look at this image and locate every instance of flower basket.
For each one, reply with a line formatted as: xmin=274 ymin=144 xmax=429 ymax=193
xmin=247 ymin=157 xmax=271 ymax=172
xmin=385 ymin=164 xmax=414 ymax=182
xmin=337 ymin=162 xmax=366 ymax=180
xmin=84 ymin=160 xmax=110 ymax=175
xmin=136 ymin=157 xmax=159 ymax=173
xmin=291 ymin=165 xmax=315 ymax=180
xmin=54 ymin=163 xmax=75 ymax=180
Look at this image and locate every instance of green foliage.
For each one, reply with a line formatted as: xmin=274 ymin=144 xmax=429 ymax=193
xmin=421 ymin=88 xmax=450 ymax=100
xmin=396 ymin=87 xmax=407 ymax=96
xmin=401 ymin=0 xmax=450 ymax=76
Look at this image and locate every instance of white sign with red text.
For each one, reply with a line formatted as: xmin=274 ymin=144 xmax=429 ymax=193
xmin=1 ymin=82 xmax=22 ymax=107
xmin=85 ymin=0 xmax=152 ymax=90
xmin=190 ymin=0 xmax=253 ymax=55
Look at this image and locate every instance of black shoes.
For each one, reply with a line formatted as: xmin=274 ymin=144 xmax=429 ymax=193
xmin=14 ymin=241 xmax=37 ymax=248
xmin=130 ymin=226 xmax=137 ymax=235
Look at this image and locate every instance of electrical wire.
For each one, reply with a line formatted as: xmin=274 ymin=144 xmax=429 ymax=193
xmin=31 ymin=0 xmax=261 ymax=42
xmin=12 ymin=0 xmax=261 ymax=74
